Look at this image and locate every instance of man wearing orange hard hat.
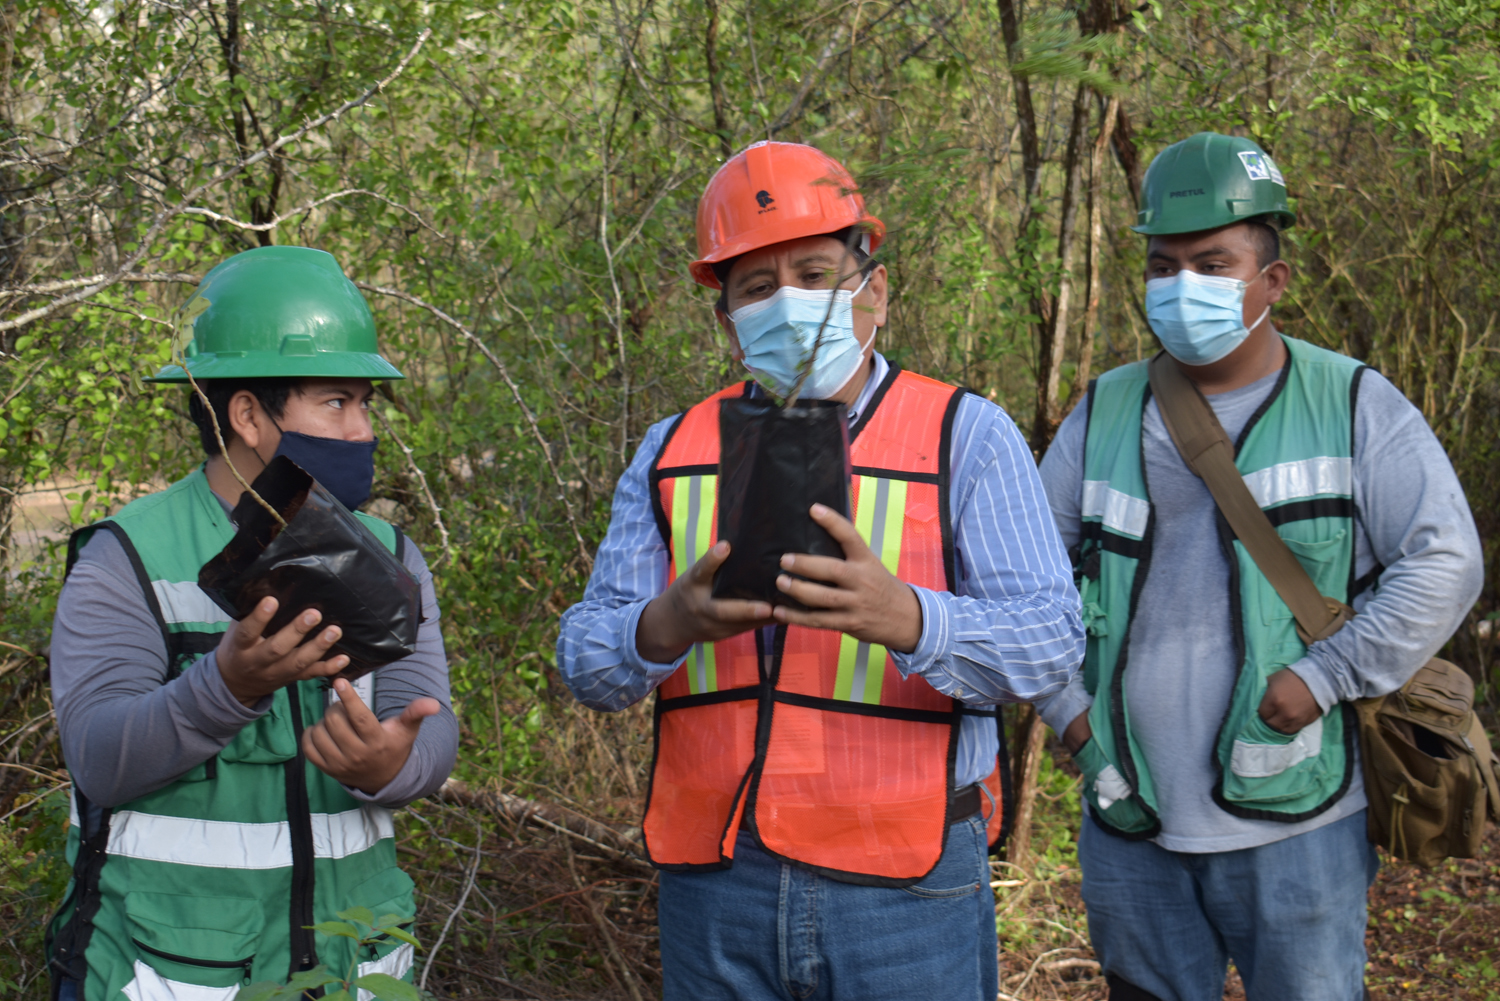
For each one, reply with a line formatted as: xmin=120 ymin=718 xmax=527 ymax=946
xmin=559 ymin=142 xmax=1083 ymax=999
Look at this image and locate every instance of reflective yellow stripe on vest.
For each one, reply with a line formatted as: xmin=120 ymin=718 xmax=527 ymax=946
xmin=670 ymin=473 xmax=719 ymax=694
xmin=834 ymin=476 xmax=908 ymax=704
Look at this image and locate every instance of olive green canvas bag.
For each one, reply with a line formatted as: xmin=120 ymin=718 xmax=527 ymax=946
xmin=1148 ymin=352 xmax=1500 ymax=868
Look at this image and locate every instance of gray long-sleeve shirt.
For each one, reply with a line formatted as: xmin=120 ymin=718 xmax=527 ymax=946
xmin=1035 ymin=361 xmax=1483 ymax=852
xmin=52 ymin=515 xmax=457 ymax=810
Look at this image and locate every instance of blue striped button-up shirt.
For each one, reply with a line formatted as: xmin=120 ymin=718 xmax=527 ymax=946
xmin=556 ymin=354 xmax=1085 ymax=786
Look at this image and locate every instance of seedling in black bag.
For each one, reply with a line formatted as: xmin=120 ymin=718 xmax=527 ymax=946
xmin=711 ymin=241 xmax=866 ymax=606
xmin=198 ymin=455 xmax=422 ymax=682
xmin=712 ymin=398 xmax=851 ymax=606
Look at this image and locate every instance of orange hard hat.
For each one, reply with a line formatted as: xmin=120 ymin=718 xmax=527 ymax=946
xmin=690 ymin=141 xmax=886 ymax=289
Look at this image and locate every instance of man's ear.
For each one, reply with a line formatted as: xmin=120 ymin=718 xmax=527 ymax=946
xmin=1263 ymin=259 xmax=1292 ymax=306
xmin=225 ymin=389 xmax=267 ymax=451
xmin=715 ymin=308 xmax=745 ymax=362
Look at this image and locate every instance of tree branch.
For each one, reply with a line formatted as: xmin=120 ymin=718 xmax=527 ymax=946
xmin=0 ymin=272 xmax=200 ymax=295
xmin=0 ymin=29 xmax=432 ymax=335
xmin=768 ymin=25 xmax=850 ymax=136
xmin=182 ymin=188 xmax=445 ymax=238
xmin=354 ymin=281 xmax=593 ymax=570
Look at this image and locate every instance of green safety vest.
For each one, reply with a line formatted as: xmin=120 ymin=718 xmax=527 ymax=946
xmin=1074 ymin=337 xmax=1367 ymax=838
xmin=47 ymin=467 xmax=417 ymax=1001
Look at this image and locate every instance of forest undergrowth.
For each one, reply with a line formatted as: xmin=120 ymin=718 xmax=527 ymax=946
xmin=8 ymin=683 xmax=1499 ymax=1000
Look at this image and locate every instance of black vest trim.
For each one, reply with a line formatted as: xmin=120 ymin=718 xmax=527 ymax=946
xmin=47 ymin=788 xmax=113 ymax=997
xmin=1263 ymin=497 xmax=1354 ymax=527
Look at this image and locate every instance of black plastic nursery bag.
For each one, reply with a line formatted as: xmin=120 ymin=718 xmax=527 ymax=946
xmin=198 ymin=455 xmax=422 ymax=682
xmin=711 ymin=397 xmax=852 ymax=606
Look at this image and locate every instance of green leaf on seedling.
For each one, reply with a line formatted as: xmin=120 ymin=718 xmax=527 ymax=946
xmin=284 ymin=965 xmax=341 ymax=992
xmin=354 ymin=973 xmax=421 ymax=1001
xmin=380 ymin=926 xmax=422 ymax=948
xmin=312 ymin=920 xmax=361 ymax=940
xmin=322 ymin=989 xmax=353 ymax=1001
xmin=234 ymin=983 xmax=282 ymax=1001
xmin=340 ymin=906 xmax=376 ymax=927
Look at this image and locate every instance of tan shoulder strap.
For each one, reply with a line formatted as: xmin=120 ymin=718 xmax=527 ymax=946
xmin=1146 ymin=352 xmax=1350 ymax=643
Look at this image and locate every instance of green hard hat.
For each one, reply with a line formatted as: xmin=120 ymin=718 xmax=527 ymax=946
xmin=148 ymin=245 xmax=404 ymax=383
xmin=1132 ymin=132 xmax=1295 ymax=236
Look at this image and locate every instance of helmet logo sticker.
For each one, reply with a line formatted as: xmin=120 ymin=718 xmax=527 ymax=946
xmin=1237 ymin=151 xmax=1285 ymax=186
xmin=755 ymin=189 xmax=775 ymax=212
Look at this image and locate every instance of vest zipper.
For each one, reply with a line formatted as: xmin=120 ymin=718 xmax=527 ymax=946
xmin=283 ymin=683 xmax=319 ymax=981
xmin=132 ymin=938 xmax=254 ymax=983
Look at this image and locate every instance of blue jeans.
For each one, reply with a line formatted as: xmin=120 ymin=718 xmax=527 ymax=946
xmin=1080 ymin=808 xmax=1379 ymax=1001
xmin=658 ymin=813 xmax=998 ymax=1001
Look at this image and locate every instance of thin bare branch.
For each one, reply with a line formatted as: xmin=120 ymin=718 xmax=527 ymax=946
xmin=354 ymin=282 xmax=593 ymax=569
xmin=0 ymin=29 xmax=432 ymax=335
xmin=372 ymin=407 xmax=453 ymax=563
xmin=0 ymin=272 xmax=200 ymax=295
xmin=182 ymin=188 xmax=445 ymax=238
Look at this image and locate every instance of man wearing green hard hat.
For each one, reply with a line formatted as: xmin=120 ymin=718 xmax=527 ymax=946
xmin=46 ymin=246 xmax=457 ymax=1000
xmin=1033 ymin=133 xmax=1481 ymax=999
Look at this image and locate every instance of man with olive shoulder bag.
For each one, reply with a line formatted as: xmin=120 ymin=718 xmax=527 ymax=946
xmin=1033 ymin=132 xmax=1487 ymax=1001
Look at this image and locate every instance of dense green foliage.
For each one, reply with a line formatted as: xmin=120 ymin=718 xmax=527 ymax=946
xmin=1 ymin=0 xmax=1498 ymax=995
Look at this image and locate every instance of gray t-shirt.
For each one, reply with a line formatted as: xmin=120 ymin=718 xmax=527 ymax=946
xmin=51 ymin=504 xmax=458 ymax=810
xmin=1035 ymin=361 xmax=1483 ymax=852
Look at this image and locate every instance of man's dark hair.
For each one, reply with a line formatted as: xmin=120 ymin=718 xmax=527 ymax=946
xmin=187 ymin=378 xmax=298 ymax=456
xmin=713 ymin=227 xmax=876 ymax=314
xmin=1246 ymin=217 xmax=1281 ymax=269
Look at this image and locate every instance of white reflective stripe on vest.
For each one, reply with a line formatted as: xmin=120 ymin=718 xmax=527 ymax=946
xmin=150 ymin=580 xmax=232 ymax=626
xmin=121 ymin=960 xmax=238 ymax=1001
xmin=1230 ymin=717 xmax=1325 ymax=778
xmin=1081 ymin=480 xmax=1150 ymax=539
xmin=107 ymin=806 xmax=395 ymax=869
xmin=313 ymin=806 xmax=396 ymax=860
xmin=1241 ymin=456 xmax=1352 ymax=509
xmin=355 ymin=942 xmax=415 ymax=1001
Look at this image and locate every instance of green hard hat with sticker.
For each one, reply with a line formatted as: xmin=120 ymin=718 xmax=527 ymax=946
xmin=148 ymin=245 xmax=404 ymax=383
xmin=1132 ymin=132 xmax=1295 ymax=236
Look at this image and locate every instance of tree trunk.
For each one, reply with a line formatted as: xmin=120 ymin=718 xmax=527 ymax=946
xmin=1006 ymin=705 xmax=1051 ymax=866
xmin=1070 ymin=93 xmax=1121 ymax=409
xmin=997 ymin=0 xmax=1055 ymax=446
xmin=704 ymin=0 xmax=732 ymax=156
xmin=1110 ymin=101 xmax=1143 ymax=209
xmin=1031 ymin=80 xmax=1092 ymax=453
xmin=996 ymin=0 xmax=1040 ymax=207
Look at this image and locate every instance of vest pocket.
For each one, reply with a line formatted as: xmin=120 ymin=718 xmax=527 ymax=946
xmin=1073 ymin=737 xmax=1152 ymax=833
xmin=1258 ymin=531 xmax=1347 ymax=625
xmin=347 ymin=871 xmax=419 ymax=1000
xmin=218 ymin=689 xmax=301 ymax=764
xmin=350 ymin=866 xmax=418 ymax=927
xmin=126 ymin=892 xmax=262 ymax=989
xmin=1223 ymin=714 xmax=1330 ymax=804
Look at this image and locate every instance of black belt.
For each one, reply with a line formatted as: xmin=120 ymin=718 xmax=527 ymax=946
xmin=950 ymin=783 xmax=982 ymax=820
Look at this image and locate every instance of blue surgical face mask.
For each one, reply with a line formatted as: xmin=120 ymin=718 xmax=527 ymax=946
xmin=270 ymin=429 xmax=378 ymax=511
xmin=1145 ymin=267 xmax=1271 ymax=366
xmin=729 ymin=275 xmax=874 ymax=400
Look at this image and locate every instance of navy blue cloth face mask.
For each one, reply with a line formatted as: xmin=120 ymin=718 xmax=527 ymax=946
xmin=270 ymin=430 xmax=378 ymax=511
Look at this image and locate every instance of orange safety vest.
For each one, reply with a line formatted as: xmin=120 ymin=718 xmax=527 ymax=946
xmin=643 ymin=366 xmax=1010 ymax=886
